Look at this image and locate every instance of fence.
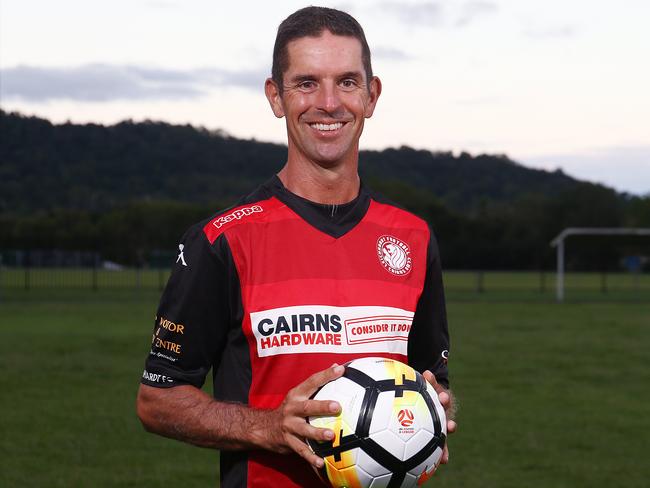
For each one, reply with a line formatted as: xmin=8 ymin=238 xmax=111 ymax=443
xmin=0 ymin=267 xmax=171 ymax=291
xmin=442 ymin=270 xmax=650 ymax=301
xmin=1 ymin=267 xmax=648 ymax=301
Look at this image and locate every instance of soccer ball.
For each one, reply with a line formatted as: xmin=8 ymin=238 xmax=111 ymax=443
xmin=307 ymin=357 xmax=447 ymax=488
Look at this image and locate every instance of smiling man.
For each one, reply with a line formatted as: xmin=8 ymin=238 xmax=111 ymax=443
xmin=136 ymin=6 xmax=454 ymax=488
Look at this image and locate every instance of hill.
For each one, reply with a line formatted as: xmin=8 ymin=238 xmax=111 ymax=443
xmin=1 ymin=110 xmax=587 ymax=215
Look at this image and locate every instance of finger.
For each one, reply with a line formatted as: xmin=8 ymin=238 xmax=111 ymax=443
xmin=284 ymin=414 xmax=336 ymax=442
xmin=288 ymin=435 xmax=326 ymax=469
xmin=440 ymin=443 xmax=449 ymax=464
xmin=423 ymin=369 xmax=446 ymax=395
xmin=287 ymin=398 xmax=341 ymax=417
xmin=292 ymin=363 xmax=345 ymax=397
xmin=447 ymin=419 xmax=457 ymax=434
xmin=422 ymin=369 xmax=436 ymax=385
xmin=295 ymin=422 xmax=336 ymax=443
xmin=438 ymin=390 xmax=450 ymax=408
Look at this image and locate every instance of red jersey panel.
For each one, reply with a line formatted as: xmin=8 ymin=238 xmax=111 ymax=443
xmin=142 ymin=176 xmax=450 ymax=488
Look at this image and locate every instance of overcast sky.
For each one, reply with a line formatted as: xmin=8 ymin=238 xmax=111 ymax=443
xmin=1 ymin=0 xmax=649 ymax=195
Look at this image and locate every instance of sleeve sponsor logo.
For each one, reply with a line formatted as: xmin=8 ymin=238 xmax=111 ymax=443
xmin=152 ymin=337 xmax=181 ymax=354
xmin=158 ymin=317 xmax=185 ymax=334
xmin=149 ymin=350 xmax=179 ymax=363
xmin=142 ymin=369 xmax=174 ymax=384
xmin=151 ymin=316 xmax=185 ymax=356
xmin=213 ymin=205 xmax=263 ymax=229
xmin=250 ymin=305 xmax=414 ymax=357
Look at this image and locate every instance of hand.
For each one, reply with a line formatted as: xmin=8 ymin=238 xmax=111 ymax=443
xmin=423 ymin=370 xmax=457 ymax=464
xmin=269 ymin=363 xmax=345 ymax=469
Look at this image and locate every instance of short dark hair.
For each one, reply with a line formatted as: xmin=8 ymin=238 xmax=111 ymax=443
xmin=271 ymin=6 xmax=373 ymax=91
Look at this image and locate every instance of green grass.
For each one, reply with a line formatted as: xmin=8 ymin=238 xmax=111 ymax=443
xmin=439 ymin=301 xmax=650 ymax=488
xmin=0 ymin=290 xmax=217 ymax=487
xmin=1 ymin=290 xmax=649 ymax=487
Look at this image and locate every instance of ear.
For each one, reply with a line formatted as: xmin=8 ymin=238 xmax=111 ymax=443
xmin=265 ymin=78 xmax=285 ymax=118
xmin=364 ymin=76 xmax=382 ymax=119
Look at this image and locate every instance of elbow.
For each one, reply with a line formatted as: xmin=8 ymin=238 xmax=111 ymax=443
xmin=136 ymin=385 xmax=159 ymax=433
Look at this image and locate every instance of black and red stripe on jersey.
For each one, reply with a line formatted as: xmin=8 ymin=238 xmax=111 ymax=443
xmin=141 ymin=175 xmax=450 ymax=488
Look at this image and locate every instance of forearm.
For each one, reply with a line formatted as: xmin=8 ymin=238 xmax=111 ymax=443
xmin=136 ymin=384 xmax=281 ymax=451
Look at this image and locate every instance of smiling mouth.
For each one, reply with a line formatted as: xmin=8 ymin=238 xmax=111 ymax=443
xmin=309 ymin=122 xmax=345 ymax=131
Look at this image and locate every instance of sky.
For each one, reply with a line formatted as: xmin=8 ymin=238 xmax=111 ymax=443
xmin=1 ymin=0 xmax=649 ymax=195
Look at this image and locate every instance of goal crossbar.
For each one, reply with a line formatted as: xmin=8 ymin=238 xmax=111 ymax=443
xmin=550 ymin=227 xmax=650 ymax=302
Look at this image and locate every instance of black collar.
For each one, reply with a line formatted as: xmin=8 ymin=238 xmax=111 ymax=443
xmin=265 ymin=175 xmax=371 ymax=239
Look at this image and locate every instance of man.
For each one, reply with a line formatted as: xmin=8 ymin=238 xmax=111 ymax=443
xmin=136 ymin=6 xmax=455 ymax=487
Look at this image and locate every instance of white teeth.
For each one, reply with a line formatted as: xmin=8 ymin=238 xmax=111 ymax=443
xmin=310 ymin=122 xmax=343 ymax=131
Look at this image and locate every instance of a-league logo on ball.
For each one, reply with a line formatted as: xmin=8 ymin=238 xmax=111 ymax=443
xmin=398 ymin=408 xmax=414 ymax=427
xmin=377 ymin=235 xmax=412 ymax=275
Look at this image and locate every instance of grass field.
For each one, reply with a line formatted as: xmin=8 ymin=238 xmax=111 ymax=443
xmin=1 ymin=288 xmax=649 ymax=487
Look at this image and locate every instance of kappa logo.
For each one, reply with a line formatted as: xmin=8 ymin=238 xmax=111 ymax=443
xmin=214 ymin=205 xmax=263 ymax=229
xmin=377 ymin=235 xmax=412 ymax=276
xmin=176 ymin=244 xmax=187 ymax=266
xmin=398 ymin=409 xmax=415 ymax=427
xmin=441 ymin=349 xmax=449 ymax=364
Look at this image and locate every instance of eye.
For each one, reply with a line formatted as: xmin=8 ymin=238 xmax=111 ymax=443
xmin=340 ymin=78 xmax=357 ymax=89
xmin=297 ymin=80 xmax=316 ymax=90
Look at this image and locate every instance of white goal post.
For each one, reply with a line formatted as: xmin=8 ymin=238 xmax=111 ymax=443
xmin=550 ymin=227 xmax=650 ymax=302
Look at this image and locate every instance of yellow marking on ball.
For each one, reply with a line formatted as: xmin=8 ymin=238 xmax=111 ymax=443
xmin=393 ymin=390 xmax=420 ymax=408
xmin=325 ymin=461 xmax=363 ymax=488
xmin=326 ymin=448 xmax=356 ymax=470
xmin=385 ymin=360 xmax=417 ymax=385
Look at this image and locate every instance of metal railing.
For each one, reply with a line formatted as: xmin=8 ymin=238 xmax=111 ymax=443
xmin=0 ymin=267 xmax=171 ymax=291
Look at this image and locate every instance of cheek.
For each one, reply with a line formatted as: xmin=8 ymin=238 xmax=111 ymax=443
xmin=347 ymin=94 xmax=370 ymax=116
xmin=284 ymin=95 xmax=311 ymax=118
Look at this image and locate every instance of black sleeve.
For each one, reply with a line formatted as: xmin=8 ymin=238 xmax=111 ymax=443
xmin=140 ymin=224 xmax=237 ymax=389
xmin=408 ymin=227 xmax=450 ymax=389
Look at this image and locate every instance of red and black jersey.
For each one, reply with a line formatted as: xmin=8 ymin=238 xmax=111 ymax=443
xmin=141 ymin=176 xmax=450 ymax=488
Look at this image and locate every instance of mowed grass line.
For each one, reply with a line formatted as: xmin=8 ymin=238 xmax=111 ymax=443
xmin=1 ymin=290 xmax=649 ymax=487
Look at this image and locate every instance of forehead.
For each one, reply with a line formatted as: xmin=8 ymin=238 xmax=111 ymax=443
xmin=284 ymin=30 xmax=364 ymax=77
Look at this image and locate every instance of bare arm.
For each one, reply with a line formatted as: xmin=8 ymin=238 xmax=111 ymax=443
xmin=136 ymin=384 xmax=277 ymax=450
xmin=136 ymin=363 xmax=344 ymax=468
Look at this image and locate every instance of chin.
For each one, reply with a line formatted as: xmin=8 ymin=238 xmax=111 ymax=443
xmin=311 ymin=154 xmax=348 ymax=168
xmin=309 ymin=146 xmax=354 ymax=167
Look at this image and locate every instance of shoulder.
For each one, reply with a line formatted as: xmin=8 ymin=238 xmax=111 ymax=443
xmin=366 ymin=187 xmax=431 ymax=234
xmin=171 ymin=183 xmax=274 ymax=269
xmin=184 ymin=180 xmax=285 ymax=246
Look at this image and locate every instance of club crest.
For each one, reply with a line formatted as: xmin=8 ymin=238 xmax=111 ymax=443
xmin=377 ymin=235 xmax=412 ymax=276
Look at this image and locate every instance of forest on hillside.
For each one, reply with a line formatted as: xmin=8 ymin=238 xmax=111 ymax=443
xmin=1 ymin=111 xmax=649 ymax=269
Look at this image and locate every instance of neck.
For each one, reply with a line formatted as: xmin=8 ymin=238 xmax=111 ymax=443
xmin=278 ymin=153 xmax=360 ymax=205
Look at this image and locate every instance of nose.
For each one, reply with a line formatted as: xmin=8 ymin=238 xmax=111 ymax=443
xmin=315 ymin=80 xmax=342 ymax=114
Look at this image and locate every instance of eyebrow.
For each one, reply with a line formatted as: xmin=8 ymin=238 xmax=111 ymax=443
xmin=288 ymin=71 xmax=365 ymax=84
xmin=338 ymin=71 xmax=364 ymax=80
xmin=289 ymin=74 xmax=317 ymax=84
